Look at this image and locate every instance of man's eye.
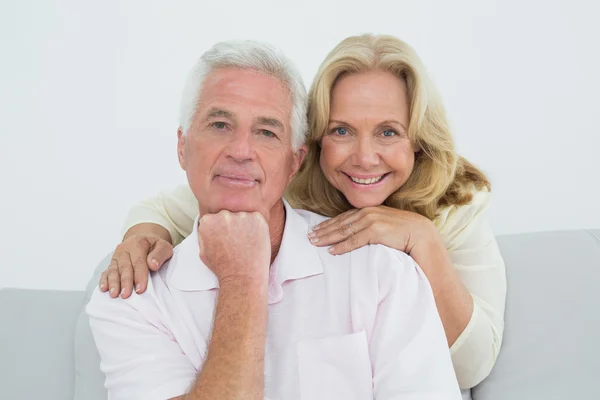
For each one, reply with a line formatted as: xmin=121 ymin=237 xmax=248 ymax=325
xmin=382 ymin=129 xmax=397 ymax=137
xmin=211 ymin=122 xmax=227 ymax=129
xmin=261 ymin=130 xmax=276 ymax=138
xmin=335 ymin=127 xmax=348 ymax=136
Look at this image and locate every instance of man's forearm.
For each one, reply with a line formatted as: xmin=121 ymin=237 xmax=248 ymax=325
xmin=184 ymin=280 xmax=268 ymax=400
xmin=123 ymin=223 xmax=172 ymax=244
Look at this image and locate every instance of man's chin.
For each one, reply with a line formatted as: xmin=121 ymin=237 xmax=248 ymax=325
xmin=205 ymin=196 xmax=264 ymax=215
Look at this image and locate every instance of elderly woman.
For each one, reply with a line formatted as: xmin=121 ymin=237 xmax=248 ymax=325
xmin=100 ymin=34 xmax=506 ymax=391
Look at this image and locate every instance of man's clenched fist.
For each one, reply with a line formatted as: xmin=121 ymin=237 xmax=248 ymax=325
xmin=198 ymin=210 xmax=271 ymax=286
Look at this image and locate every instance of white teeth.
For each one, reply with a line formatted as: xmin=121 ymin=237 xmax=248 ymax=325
xmin=350 ymin=175 xmax=384 ymax=185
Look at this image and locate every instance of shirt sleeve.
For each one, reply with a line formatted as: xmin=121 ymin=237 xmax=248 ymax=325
xmin=121 ymin=184 xmax=198 ymax=246
xmin=86 ymin=279 xmax=198 ymax=400
xmin=370 ymin=248 xmax=462 ymax=400
xmin=435 ymin=189 xmax=507 ymax=389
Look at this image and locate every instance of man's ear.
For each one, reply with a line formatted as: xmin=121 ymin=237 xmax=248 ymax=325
xmin=288 ymin=144 xmax=308 ymax=184
xmin=177 ymin=128 xmax=186 ymax=170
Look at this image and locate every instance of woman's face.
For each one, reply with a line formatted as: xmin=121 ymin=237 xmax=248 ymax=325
xmin=319 ymin=70 xmax=418 ymax=209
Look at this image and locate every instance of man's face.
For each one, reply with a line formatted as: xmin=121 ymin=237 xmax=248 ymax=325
xmin=178 ymin=68 xmax=306 ymax=219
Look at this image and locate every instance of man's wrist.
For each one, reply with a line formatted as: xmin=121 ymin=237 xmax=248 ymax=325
xmin=219 ymin=276 xmax=268 ymax=298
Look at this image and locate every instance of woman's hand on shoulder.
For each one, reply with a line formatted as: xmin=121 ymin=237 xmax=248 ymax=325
xmin=99 ymin=234 xmax=174 ymax=299
xmin=308 ymin=206 xmax=441 ymax=256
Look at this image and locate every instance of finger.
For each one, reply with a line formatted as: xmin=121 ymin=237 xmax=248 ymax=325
xmin=308 ymin=213 xmax=366 ymax=245
xmin=310 ymin=212 xmax=361 ymax=240
xmin=147 ymin=240 xmax=174 ymax=272
xmin=98 ymin=267 xmax=111 ymax=292
xmin=106 ymin=258 xmax=122 ymax=298
xmin=310 ymin=215 xmax=366 ymax=246
xmin=118 ymin=253 xmax=135 ymax=299
xmin=328 ymin=230 xmax=370 ymax=255
xmin=128 ymin=249 xmax=149 ymax=295
xmin=312 ymin=209 xmax=359 ymax=231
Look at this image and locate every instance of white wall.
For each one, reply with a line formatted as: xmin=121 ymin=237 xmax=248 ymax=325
xmin=1 ymin=0 xmax=599 ymax=291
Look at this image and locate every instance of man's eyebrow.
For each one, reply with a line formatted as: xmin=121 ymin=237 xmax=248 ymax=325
xmin=203 ymin=108 xmax=234 ymax=121
xmin=255 ymin=116 xmax=284 ymax=130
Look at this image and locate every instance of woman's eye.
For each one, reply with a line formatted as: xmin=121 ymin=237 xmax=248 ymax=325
xmin=382 ymin=129 xmax=397 ymax=137
xmin=335 ymin=127 xmax=348 ymax=136
xmin=211 ymin=122 xmax=227 ymax=129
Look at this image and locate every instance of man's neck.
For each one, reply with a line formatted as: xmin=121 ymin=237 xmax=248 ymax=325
xmin=267 ymin=200 xmax=286 ymax=264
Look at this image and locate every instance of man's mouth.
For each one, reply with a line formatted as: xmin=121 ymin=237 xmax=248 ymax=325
xmin=215 ymin=174 xmax=259 ymax=188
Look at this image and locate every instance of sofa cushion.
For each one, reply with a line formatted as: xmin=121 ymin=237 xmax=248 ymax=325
xmin=472 ymin=230 xmax=600 ymax=400
xmin=73 ymin=253 xmax=111 ymax=400
xmin=0 ymin=288 xmax=85 ymax=399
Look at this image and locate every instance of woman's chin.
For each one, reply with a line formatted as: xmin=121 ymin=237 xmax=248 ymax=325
xmin=345 ymin=194 xmax=387 ymax=209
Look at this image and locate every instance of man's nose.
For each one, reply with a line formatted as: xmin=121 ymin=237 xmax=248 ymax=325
xmin=352 ymin=137 xmax=380 ymax=169
xmin=225 ymin=130 xmax=255 ymax=162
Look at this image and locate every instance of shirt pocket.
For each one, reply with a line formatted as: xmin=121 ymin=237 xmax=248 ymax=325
xmin=296 ymin=330 xmax=373 ymax=400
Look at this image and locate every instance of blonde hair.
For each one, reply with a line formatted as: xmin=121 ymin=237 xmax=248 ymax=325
xmin=286 ymin=34 xmax=490 ymax=220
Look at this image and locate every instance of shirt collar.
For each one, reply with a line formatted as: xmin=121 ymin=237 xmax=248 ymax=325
xmin=169 ymin=199 xmax=324 ymax=292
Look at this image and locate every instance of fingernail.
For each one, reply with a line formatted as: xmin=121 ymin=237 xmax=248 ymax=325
xmin=307 ymin=231 xmax=316 ymax=238
xmin=309 ymin=237 xmax=319 ymax=243
xmin=312 ymin=225 xmax=320 ymax=231
xmin=109 ymin=287 xmax=116 ymax=294
xmin=99 ymin=283 xmax=105 ymax=290
xmin=151 ymin=258 xmax=159 ymax=267
xmin=135 ymin=284 xmax=142 ymax=293
xmin=328 ymin=247 xmax=335 ymax=254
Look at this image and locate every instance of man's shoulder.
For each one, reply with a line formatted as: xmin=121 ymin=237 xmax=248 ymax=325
xmin=86 ymin=273 xmax=166 ymax=327
xmin=322 ymin=245 xmax=419 ymax=289
xmin=290 ymin=207 xmax=419 ymax=278
xmin=86 ymin=244 xmax=192 ymax=322
xmin=350 ymin=243 xmax=418 ymax=276
xmin=292 ymin=207 xmax=331 ymax=228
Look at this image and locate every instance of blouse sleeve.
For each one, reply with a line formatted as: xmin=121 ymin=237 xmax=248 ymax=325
xmin=434 ymin=189 xmax=507 ymax=389
xmin=121 ymin=184 xmax=198 ymax=246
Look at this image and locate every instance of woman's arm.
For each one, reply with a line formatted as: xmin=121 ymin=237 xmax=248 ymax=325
xmin=121 ymin=184 xmax=199 ymax=246
xmin=99 ymin=184 xmax=199 ymax=298
xmin=432 ymin=190 xmax=506 ymax=389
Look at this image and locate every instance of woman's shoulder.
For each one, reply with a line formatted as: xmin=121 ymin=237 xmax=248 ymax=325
xmin=433 ymin=188 xmax=492 ymax=237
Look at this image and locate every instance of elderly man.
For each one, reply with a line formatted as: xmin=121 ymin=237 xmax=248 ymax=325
xmin=86 ymin=40 xmax=461 ymax=400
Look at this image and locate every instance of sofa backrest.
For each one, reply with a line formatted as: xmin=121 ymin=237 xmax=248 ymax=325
xmin=472 ymin=229 xmax=600 ymax=400
xmin=0 ymin=288 xmax=85 ymax=399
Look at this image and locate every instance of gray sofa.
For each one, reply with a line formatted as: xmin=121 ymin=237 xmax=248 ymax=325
xmin=1 ymin=229 xmax=599 ymax=399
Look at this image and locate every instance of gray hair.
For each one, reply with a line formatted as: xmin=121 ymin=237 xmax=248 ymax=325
xmin=179 ymin=40 xmax=308 ymax=150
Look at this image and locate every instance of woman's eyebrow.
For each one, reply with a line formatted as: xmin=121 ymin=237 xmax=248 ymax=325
xmin=378 ymin=119 xmax=407 ymax=132
xmin=328 ymin=119 xmax=355 ymax=128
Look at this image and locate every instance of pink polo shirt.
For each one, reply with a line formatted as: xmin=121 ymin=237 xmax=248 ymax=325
xmin=87 ymin=200 xmax=461 ymax=400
